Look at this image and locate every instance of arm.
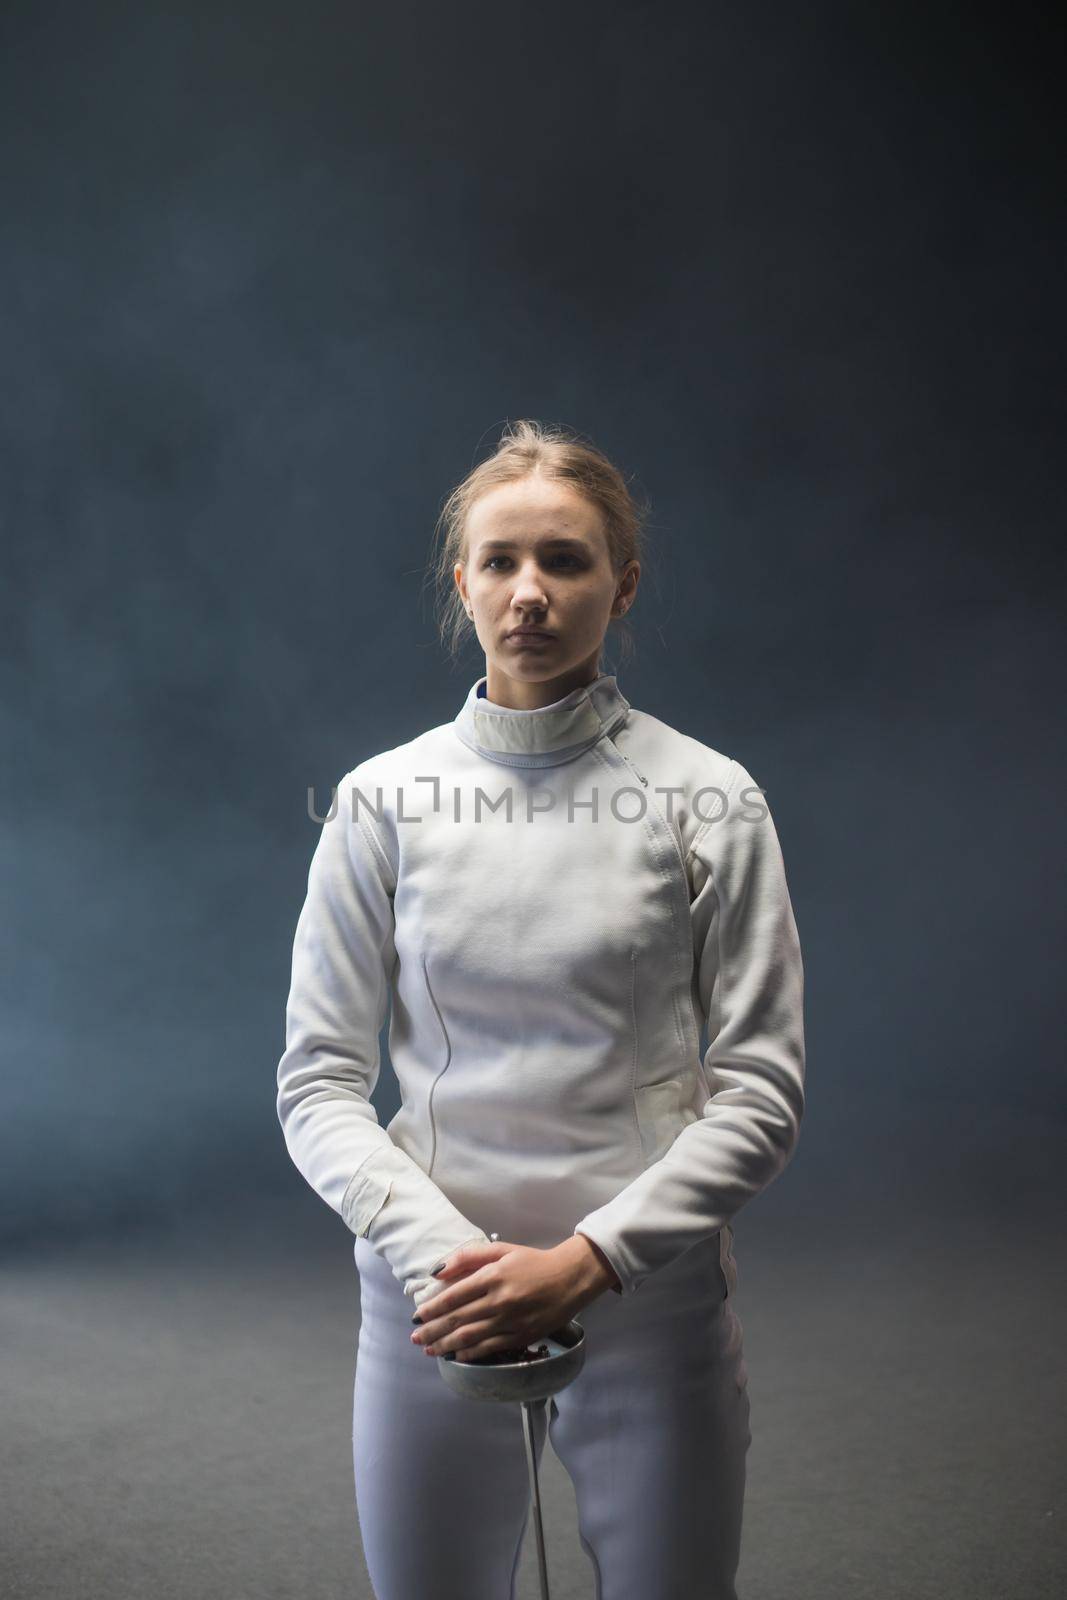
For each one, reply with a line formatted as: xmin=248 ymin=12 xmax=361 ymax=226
xmin=572 ymin=759 xmax=806 ymax=1296
xmin=276 ymin=769 xmax=489 ymax=1306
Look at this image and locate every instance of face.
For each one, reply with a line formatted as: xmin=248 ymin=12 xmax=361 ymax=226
xmin=454 ymin=474 xmax=639 ymax=704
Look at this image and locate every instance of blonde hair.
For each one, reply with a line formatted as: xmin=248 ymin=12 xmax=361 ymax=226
xmin=426 ymin=418 xmax=650 ymax=670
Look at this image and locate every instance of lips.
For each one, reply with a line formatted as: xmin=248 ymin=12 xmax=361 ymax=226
xmin=507 ymin=629 xmax=554 ymax=641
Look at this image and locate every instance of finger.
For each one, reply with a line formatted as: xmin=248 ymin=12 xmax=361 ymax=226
xmin=418 ymin=1268 xmax=485 ymax=1317
xmin=453 ymin=1335 xmax=525 ymax=1363
xmin=450 ymin=1329 xmax=539 ymax=1363
xmin=424 ymin=1319 xmax=516 ymax=1359
xmin=416 ymin=1270 xmax=495 ymax=1324
xmin=414 ymin=1291 xmax=496 ymax=1347
xmin=431 ymin=1239 xmax=511 ymax=1281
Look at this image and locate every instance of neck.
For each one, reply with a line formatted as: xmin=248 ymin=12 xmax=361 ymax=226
xmin=484 ymin=655 xmax=603 ymax=710
xmin=455 ymin=669 xmax=630 ymax=769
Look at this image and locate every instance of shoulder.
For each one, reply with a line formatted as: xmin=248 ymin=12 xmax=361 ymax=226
xmin=617 ymin=706 xmax=756 ymax=854
xmin=624 ymin=706 xmax=738 ymax=784
xmin=335 ymin=720 xmax=458 ymax=879
xmin=344 ymin=719 xmax=452 ymax=792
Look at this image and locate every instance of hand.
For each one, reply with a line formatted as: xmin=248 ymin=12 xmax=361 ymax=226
xmin=410 ymin=1235 xmax=618 ymax=1362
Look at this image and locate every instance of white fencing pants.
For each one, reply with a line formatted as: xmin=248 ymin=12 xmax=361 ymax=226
xmin=352 ymin=1229 xmax=752 ymax=1600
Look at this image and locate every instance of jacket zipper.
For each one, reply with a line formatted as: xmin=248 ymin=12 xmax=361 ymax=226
xmin=618 ymin=749 xmax=648 ymax=786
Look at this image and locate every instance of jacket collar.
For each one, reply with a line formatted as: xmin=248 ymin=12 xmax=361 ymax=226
xmin=453 ymin=672 xmax=630 ymax=768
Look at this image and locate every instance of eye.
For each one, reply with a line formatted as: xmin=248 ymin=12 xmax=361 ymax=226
xmin=482 ymin=554 xmax=583 ymax=571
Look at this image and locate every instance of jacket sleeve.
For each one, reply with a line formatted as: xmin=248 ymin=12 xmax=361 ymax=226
xmin=276 ymin=769 xmax=489 ymax=1306
xmin=572 ymin=759 xmax=805 ymax=1296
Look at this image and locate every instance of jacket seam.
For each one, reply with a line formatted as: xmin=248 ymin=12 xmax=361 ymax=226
xmin=686 ymin=758 xmax=741 ymax=865
xmin=347 ymin=777 xmax=397 ymax=892
xmin=628 ymin=949 xmax=645 ymax=1167
xmin=705 ymin=846 xmax=725 ymax=1101
xmin=590 ymin=739 xmax=689 ymax=1071
xmin=340 ymin=1151 xmax=392 ymax=1233
xmin=420 ymin=952 xmax=453 ymax=1180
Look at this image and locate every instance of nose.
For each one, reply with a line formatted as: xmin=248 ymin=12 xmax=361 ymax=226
xmin=511 ymin=560 xmax=549 ymax=612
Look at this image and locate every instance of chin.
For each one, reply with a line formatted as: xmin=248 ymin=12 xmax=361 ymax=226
xmin=498 ymin=647 xmax=562 ymax=667
xmin=490 ymin=651 xmax=594 ymax=685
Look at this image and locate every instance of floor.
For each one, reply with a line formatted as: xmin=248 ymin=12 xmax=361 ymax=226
xmin=2 ymin=1195 xmax=1063 ymax=1599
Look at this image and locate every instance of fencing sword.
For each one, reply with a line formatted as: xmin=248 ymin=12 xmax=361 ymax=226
xmin=432 ymin=1230 xmax=587 ymax=1600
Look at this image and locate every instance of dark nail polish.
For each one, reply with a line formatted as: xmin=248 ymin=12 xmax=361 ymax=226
xmin=411 ymin=1312 xmax=422 ymax=1324
xmin=430 ymin=1261 xmax=446 ymax=1275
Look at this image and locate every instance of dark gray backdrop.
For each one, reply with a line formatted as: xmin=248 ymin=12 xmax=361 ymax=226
xmin=3 ymin=2 xmax=1063 ymax=1254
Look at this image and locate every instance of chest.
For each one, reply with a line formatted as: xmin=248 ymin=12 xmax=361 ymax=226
xmin=390 ymin=757 xmax=694 ymax=1010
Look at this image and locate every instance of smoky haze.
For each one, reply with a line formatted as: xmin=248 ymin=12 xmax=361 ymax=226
xmin=2 ymin=0 xmax=1063 ymax=1254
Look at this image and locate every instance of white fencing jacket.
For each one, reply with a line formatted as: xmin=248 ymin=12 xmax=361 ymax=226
xmin=277 ymin=672 xmax=805 ymax=1310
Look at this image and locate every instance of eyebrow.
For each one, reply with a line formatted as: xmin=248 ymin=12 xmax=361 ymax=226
xmin=477 ymin=537 xmax=588 ymax=552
